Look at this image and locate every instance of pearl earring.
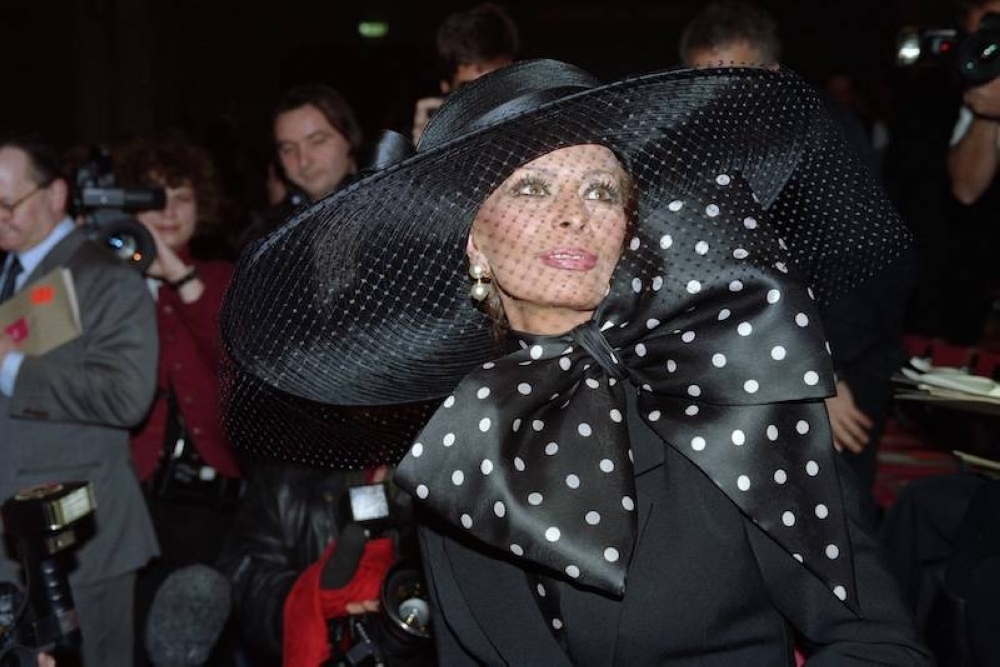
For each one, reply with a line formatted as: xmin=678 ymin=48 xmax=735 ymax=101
xmin=469 ymin=263 xmax=492 ymax=301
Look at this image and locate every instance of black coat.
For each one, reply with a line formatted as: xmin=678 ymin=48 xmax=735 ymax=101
xmin=418 ymin=397 xmax=932 ymax=666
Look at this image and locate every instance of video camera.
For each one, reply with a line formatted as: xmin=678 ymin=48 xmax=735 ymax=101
xmin=0 ymin=482 xmax=96 ymax=667
xmin=897 ymin=12 xmax=1000 ymax=86
xmin=73 ymin=147 xmax=164 ymax=274
xmin=330 ymin=481 xmax=432 ymax=667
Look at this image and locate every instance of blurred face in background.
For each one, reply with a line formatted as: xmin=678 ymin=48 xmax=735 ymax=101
xmin=136 ymin=178 xmax=198 ymax=251
xmin=275 ymin=104 xmax=355 ymax=202
xmin=444 ymin=57 xmax=512 ymax=93
xmin=684 ymin=40 xmax=774 ymax=69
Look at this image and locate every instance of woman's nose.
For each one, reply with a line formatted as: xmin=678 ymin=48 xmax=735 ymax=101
xmin=556 ymin=195 xmax=589 ymax=230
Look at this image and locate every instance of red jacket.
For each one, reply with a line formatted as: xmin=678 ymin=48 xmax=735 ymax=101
xmin=131 ymin=256 xmax=240 ymax=480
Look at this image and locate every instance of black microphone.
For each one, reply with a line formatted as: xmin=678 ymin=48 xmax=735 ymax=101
xmin=321 ymin=523 xmax=368 ymax=590
xmin=145 ymin=565 xmax=231 ymax=667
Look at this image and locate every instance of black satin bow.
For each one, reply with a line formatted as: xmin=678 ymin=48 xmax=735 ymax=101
xmin=395 ymin=172 xmax=860 ymax=612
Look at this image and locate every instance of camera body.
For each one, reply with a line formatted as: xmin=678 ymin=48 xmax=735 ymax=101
xmin=897 ymin=12 xmax=1000 ymax=86
xmin=0 ymin=482 xmax=96 ymax=664
xmin=332 ymin=481 xmax=432 ymax=667
xmin=73 ymin=147 xmax=164 ymax=274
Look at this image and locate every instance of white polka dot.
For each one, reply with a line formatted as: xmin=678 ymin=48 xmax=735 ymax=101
xmin=479 ymin=418 xmax=491 ymax=432
xmin=586 ymin=511 xmax=601 ymax=525
xmin=545 ymin=442 xmax=558 ymax=456
xmin=782 ymin=511 xmax=796 ymax=527
xmin=510 ymin=544 xmax=524 ymax=556
xmin=536 ymin=583 xmax=547 ymax=597
xmin=629 ymin=237 xmax=640 ymax=251
xmin=795 ymin=313 xmax=809 ymax=327
xmin=530 ymin=344 xmax=544 ymax=359
xmin=705 ymin=204 xmax=720 ymax=218
xmin=660 ymin=234 xmax=673 ymax=249
xmin=452 ymin=470 xmax=464 ymax=486
xmin=667 ymin=359 xmax=677 ymax=372
xmin=737 ymin=475 xmax=751 ymax=491
xmin=808 ymin=286 xmax=816 ymax=300
xmin=804 ymin=371 xmax=819 ymax=386
xmin=483 ymin=361 xmax=496 ymax=370
xmin=517 ymin=382 xmax=532 ymax=395
xmin=794 ymin=554 xmax=804 ymax=563
xmin=585 ymin=378 xmax=600 ymax=389
xmin=480 ymin=459 xmax=493 ymax=475
xmin=834 ymin=586 xmax=847 ymax=601
xmin=565 ymin=565 xmax=580 ymax=579
xmin=416 ymin=485 xmax=429 ymax=499
xmin=691 ymin=436 xmax=707 ymax=451
xmin=771 ymin=346 xmax=787 ymax=361
xmin=767 ymin=289 xmax=781 ymax=304
xmin=766 ymin=425 xmax=779 ymax=441
xmin=686 ymin=280 xmax=702 ymax=294
xmin=816 ymin=504 xmax=829 ymax=519
xmin=712 ymin=353 xmax=727 ymax=368
xmin=552 ymin=618 xmax=564 ymax=630
xmin=610 ymin=409 xmax=623 ymax=423
xmin=545 ymin=527 xmax=561 ymax=542
xmin=796 ymin=420 xmax=810 ymax=435
xmin=646 ymin=318 xmax=661 ymax=330
xmin=744 ymin=216 xmax=758 ymax=229
xmin=443 ymin=395 xmax=455 ymax=408
xmin=566 ymin=474 xmax=580 ymax=489
xmin=744 ymin=380 xmax=759 ymax=394
xmin=652 ymin=276 xmax=664 ymax=290
xmin=718 ymin=309 xmax=731 ymax=321
xmin=774 ymin=469 xmax=787 ymax=484
xmin=532 ymin=420 xmax=544 ymax=431
xmin=716 ymin=173 xmax=731 ymax=185
xmin=514 ymin=456 xmax=526 ymax=471
xmin=826 ymin=544 xmax=840 ymax=559
xmin=528 ymin=492 xmax=543 ymax=505
xmin=668 ymin=199 xmax=683 ymax=212
xmin=775 ymin=261 xmax=788 ymax=273
xmin=635 ymin=343 xmax=647 ymax=357
xmin=648 ymin=410 xmax=661 ymax=422
xmin=733 ymin=248 xmax=749 ymax=259
xmin=806 ymin=460 xmax=820 ymax=476
xmin=494 ymin=501 xmax=506 ymax=517
xmin=558 ymin=357 xmax=572 ymax=372
xmin=695 ymin=240 xmax=710 ymax=254
xmin=622 ymin=496 xmax=635 ymax=511
xmin=632 ymin=278 xmax=643 ymax=293
xmin=732 ymin=429 xmax=746 ymax=446
xmin=778 ymin=238 xmax=788 ymax=250
xmin=604 ymin=547 xmax=620 ymax=562
xmin=682 ymin=331 xmax=696 ymax=343
xmin=411 ymin=442 xmax=424 ymax=457
xmin=461 ymin=514 xmax=473 ymax=529
xmin=729 ymin=280 xmax=744 ymax=292
xmin=599 ymin=459 xmax=614 ymax=473
xmin=578 ymin=423 xmax=592 ymax=437
xmin=737 ymin=322 xmax=753 ymax=336
xmin=443 ymin=433 xmax=456 ymax=446
xmin=685 ymin=405 xmax=700 ymax=416
xmin=688 ymin=385 xmax=701 ymax=397
xmin=512 ymin=418 xmax=522 ymax=432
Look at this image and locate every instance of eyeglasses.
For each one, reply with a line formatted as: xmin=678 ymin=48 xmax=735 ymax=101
xmin=0 ymin=185 xmax=44 ymax=217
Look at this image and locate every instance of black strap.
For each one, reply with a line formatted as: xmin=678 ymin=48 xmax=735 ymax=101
xmin=0 ymin=256 xmax=23 ymax=302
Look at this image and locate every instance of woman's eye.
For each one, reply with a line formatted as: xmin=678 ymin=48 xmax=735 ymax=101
xmin=585 ymin=182 xmax=621 ymax=202
xmin=514 ymin=179 xmax=548 ymax=196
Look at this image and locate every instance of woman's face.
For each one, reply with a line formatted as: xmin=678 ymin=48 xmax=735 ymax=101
xmin=136 ymin=179 xmax=198 ymax=252
xmin=467 ymin=144 xmax=629 ymax=334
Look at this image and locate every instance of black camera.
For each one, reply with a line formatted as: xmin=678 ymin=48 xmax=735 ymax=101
xmin=0 ymin=482 xmax=96 ymax=666
xmin=74 ymin=147 xmax=164 ymax=274
xmin=897 ymin=12 xmax=1000 ymax=86
xmin=331 ymin=481 xmax=432 ymax=667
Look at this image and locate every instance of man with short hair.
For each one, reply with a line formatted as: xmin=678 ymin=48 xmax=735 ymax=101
xmin=679 ymin=0 xmax=780 ymax=68
xmin=0 ymin=134 xmax=159 ymax=666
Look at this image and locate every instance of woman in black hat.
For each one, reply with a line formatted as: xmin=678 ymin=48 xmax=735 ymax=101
xmin=222 ymin=60 xmax=931 ymax=664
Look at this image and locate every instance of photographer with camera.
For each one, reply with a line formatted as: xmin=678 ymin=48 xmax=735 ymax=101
xmin=218 ymin=464 xmax=432 ymax=667
xmin=947 ymin=0 xmax=1000 ymax=204
xmin=0 ymin=133 xmax=159 ymax=665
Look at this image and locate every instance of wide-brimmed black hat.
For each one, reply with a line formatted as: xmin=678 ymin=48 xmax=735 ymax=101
xmin=221 ymin=59 xmax=912 ymax=610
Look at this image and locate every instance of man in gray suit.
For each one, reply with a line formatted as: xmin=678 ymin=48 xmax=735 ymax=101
xmin=0 ymin=135 xmax=159 ymax=665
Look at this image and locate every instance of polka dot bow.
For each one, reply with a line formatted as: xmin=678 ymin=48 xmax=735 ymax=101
xmin=396 ymin=172 xmax=860 ymax=611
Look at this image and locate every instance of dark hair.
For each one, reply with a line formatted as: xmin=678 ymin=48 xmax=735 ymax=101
xmin=0 ymin=133 xmax=67 ymax=187
xmin=273 ymin=84 xmax=363 ymax=155
xmin=679 ymin=0 xmax=781 ymax=66
xmin=114 ymin=136 xmax=225 ymax=238
xmin=436 ymin=3 xmax=520 ymax=80
xmin=955 ymin=0 xmax=999 ymax=23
